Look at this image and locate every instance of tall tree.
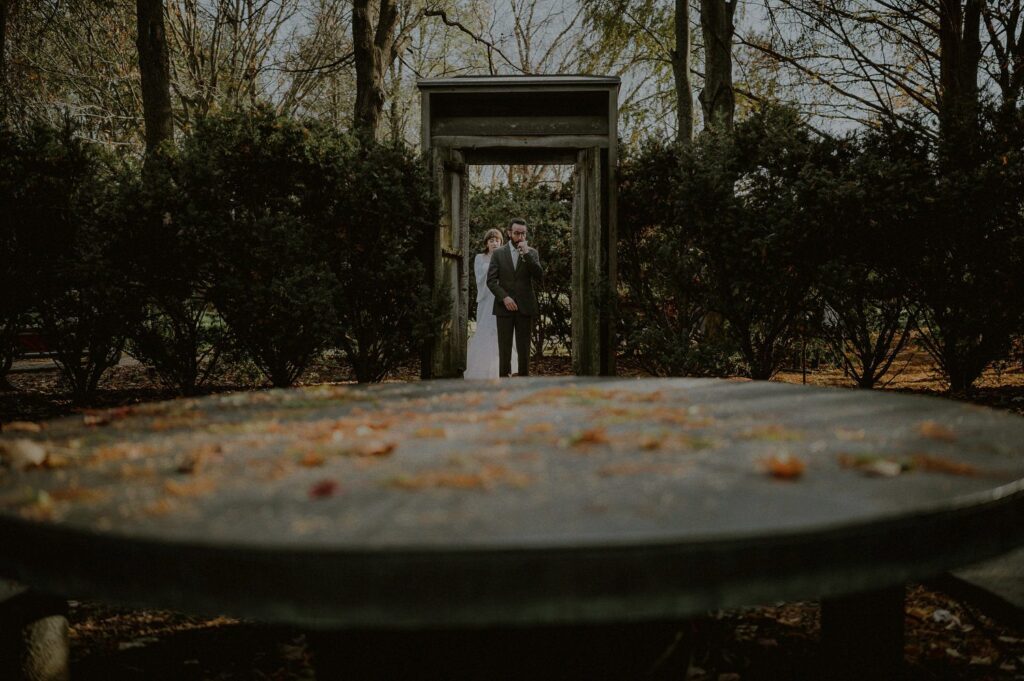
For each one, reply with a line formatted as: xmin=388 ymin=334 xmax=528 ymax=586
xmin=353 ymin=0 xmax=403 ymax=137
xmin=581 ymin=0 xmax=694 ymax=140
xmin=939 ymin=0 xmax=983 ymax=156
xmin=983 ymin=0 xmax=1024 ymax=109
xmin=136 ymin=0 xmax=173 ymax=153
xmin=0 ymin=0 xmax=12 ymax=98
xmin=699 ymin=0 xmax=736 ymax=131
xmin=672 ymin=0 xmax=694 ymax=140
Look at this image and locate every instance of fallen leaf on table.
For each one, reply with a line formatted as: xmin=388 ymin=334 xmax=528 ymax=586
xmin=388 ymin=464 xmax=531 ymax=491
xmin=918 ymin=420 xmax=957 ymax=442
xmin=299 ymin=451 xmax=326 ymax=468
xmin=176 ymin=444 xmax=221 ymax=475
xmin=911 ymin=453 xmax=978 ymax=477
xmin=413 ymin=427 xmax=448 ymax=438
xmin=3 ymin=421 xmax=42 ymax=433
xmin=49 ymin=486 xmax=109 ymax=503
xmin=838 ymin=454 xmax=905 ymax=477
xmin=349 ymin=440 xmax=397 ymax=458
xmin=639 ymin=435 xmax=664 ymax=450
xmin=81 ymin=406 xmax=135 ymax=426
xmin=761 ymin=454 xmax=806 ymax=480
xmin=163 ymin=478 xmax=216 ymax=498
xmin=567 ymin=427 xmax=609 ymax=447
xmin=0 ymin=439 xmax=48 ymax=470
xmin=741 ymin=425 xmax=804 ymax=442
xmin=834 ymin=427 xmax=866 ymax=441
xmin=309 ymin=479 xmax=340 ymax=499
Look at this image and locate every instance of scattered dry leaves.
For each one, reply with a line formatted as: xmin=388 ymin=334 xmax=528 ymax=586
xmin=388 ymin=464 xmax=532 ymax=491
xmin=49 ymin=485 xmax=109 ymax=504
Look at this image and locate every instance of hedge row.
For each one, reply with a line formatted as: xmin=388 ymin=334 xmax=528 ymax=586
xmin=0 ymin=109 xmax=445 ymax=401
xmin=618 ymin=104 xmax=1024 ymax=391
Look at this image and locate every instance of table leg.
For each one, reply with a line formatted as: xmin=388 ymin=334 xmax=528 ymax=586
xmin=820 ymin=585 xmax=905 ymax=681
xmin=0 ymin=580 xmax=69 ymax=681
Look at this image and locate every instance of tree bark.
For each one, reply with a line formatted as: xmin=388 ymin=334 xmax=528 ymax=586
xmin=353 ymin=0 xmax=400 ymax=138
xmin=938 ymin=0 xmax=982 ymax=160
xmin=136 ymin=0 xmax=174 ymax=154
xmin=0 ymin=0 xmax=12 ymax=103
xmin=672 ymin=0 xmax=694 ymax=141
xmin=699 ymin=0 xmax=736 ymax=131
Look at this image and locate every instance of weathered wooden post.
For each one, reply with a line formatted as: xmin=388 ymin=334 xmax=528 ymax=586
xmin=417 ymin=76 xmax=620 ymax=377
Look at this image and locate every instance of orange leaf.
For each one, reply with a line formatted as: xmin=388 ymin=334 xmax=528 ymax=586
xmin=570 ymin=427 xmax=609 ymax=446
xmin=414 ymin=427 xmax=448 ymax=438
xmin=911 ymin=453 xmax=977 ymax=476
xmin=639 ymin=435 xmax=664 ymax=451
xmin=309 ymin=479 xmax=340 ymax=499
xmin=352 ymin=440 xmax=397 ymax=458
xmin=299 ymin=451 xmax=326 ymax=467
xmin=4 ymin=421 xmax=43 ymax=433
xmin=918 ymin=421 xmax=957 ymax=442
xmin=762 ymin=454 xmax=806 ymax=480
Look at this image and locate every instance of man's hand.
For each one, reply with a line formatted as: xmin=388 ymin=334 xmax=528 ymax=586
xmin=517 ymin=240 xmax=528 ymax=254
xmin=503 ymin=296 xmax=518 ymax=312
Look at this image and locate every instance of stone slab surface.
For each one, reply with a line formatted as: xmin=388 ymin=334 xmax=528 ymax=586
xmin=1 ymin=377 xmax=1023 ymax=627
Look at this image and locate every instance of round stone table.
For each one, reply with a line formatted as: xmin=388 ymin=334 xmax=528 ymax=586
xmin=2 ymin=377 xmax=1024 ymax=678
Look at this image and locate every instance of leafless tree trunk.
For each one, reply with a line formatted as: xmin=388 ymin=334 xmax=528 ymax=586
xmin=939 ymin=0 xmax=983 ymax=153
xmin=136 ymin=0 xmax=173 ymax=153
xmin=672 ymin=0 xmax=694 ymax=141
xmin=1 ymin=0 xmax=9 ymax=86
xmin=353 ymin=0 xmax=400 ymax=138
xmin=700 ymin=0 xmax=736 ymax=131
xmin=983 ymin=0 xmax=1024 ymax=108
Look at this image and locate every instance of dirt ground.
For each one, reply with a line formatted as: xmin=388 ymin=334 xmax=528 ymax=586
xmin=5 ymin=349 xmax=1024 ymax=680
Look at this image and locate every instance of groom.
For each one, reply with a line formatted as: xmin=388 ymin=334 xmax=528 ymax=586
xmin=487 ymin=218 xmax=543 ymax=377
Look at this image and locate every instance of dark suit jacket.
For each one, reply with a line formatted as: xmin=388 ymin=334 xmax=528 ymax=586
xmin=487 ymin=244 xmax=543 ymax=317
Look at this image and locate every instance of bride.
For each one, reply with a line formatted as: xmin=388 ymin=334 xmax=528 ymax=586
xmin=465 ymin=228 xmax=517 ymax=379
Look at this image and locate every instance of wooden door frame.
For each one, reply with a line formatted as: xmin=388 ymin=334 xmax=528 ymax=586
xmin=419 ymin=76 xmax=618 ymax=378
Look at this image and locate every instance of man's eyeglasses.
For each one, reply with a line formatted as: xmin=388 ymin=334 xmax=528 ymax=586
xmin=511 ymin=230 xmax=527 ymax=236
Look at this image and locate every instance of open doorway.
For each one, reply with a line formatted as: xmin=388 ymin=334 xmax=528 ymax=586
xmin=418 ymin=75 xmax=619 ymax=378
xmin=466 ymin=168 xmax=573 ymax=376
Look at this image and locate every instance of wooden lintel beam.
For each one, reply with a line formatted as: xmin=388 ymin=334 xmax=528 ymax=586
xmin=431 ymin=135 xmax=609 ymax=150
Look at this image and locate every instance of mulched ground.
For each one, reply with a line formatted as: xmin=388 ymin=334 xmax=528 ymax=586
xmin=5 ymin=350 xmax=1024 ymax=679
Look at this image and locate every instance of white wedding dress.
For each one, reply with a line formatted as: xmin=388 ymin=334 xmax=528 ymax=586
xmin=464 ymin=253 xmax=517 ymax=379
